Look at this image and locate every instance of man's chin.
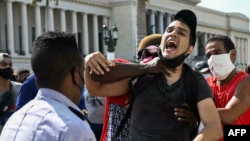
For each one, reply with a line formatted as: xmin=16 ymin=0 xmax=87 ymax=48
xmin=162 ymin=53 xmax=174 ymax=60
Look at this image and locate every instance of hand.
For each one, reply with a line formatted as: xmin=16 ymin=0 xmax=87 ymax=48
xmin=125 ymin=98 xmax=130 ymax=109
xmin=84 ymin=51 xmax=115 ymax=75
xmin=174 ymin=103 xmax=198 ymax=130
xmin=145 ymin=57 xmax=176 ymax=77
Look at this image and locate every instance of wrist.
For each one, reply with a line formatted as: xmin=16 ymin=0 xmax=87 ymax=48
xmin=140 ymin=64 xmax=152 ymax=74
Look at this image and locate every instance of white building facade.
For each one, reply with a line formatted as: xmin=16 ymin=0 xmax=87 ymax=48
xmin=0 ymin=0 xmax=249 ymax=71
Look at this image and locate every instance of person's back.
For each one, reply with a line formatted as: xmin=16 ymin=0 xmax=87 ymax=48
xmin=2 ymin=89 xmax=93 ymax=140
xmin=84 ymin=86 xmax=105 ymax=141
xmin=0 ymin=31 xmax=96 ymax=141
xmin=16 ymin=73 xmax=87 ymax=111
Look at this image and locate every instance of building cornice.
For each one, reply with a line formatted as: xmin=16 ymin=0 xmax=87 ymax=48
xmin=109 ymin=1 xmax=136 ymax=6
xmin=199 ymin=22 xmax=250 ymax=34
xmin=171 ymin=0 xmax=201 ymax=6
xmin=61 ymin=0 xmax=111 ymax=8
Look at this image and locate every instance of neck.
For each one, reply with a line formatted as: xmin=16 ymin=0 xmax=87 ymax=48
xmin=164 ymin=64 xmax=183 ymax=86
xmin=0 ymin=78 xmax=11 ymax=92
xmin=217 ymin=69 xmax=237 ymax=86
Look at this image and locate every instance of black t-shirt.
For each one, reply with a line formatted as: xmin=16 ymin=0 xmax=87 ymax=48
xmin=129 ymin=71 xmax=212 ymax=141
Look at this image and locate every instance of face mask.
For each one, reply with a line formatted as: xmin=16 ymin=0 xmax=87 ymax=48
xmin=0 ymin=67 xmax=13 ymax=80
xmin=158 ymin=49 xmax=189 ymax=68
xmin=207 ymin=53 xmax=235 ymax=80
xmin=71 ymin=67 xmax=85 ymax=93
xmin=76 ymin=71 xmax=85 ymax=92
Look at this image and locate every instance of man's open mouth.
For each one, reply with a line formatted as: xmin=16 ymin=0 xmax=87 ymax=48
xmin=165 ymin=40 xmax=177 ymax=49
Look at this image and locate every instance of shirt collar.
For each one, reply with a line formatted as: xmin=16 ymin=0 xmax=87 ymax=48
xmin=35 ymin=88 xmax=82 ymax=114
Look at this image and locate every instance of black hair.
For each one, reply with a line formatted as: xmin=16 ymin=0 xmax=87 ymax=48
xmin=18 ymin=69 xmax=30 ymax=75
xmin=206 ymin=35 xmax=235 ymax=53
xmin=246 ymin=63 xmax=250 ymax=74
xmin=31 ymin=31 xmax=83 ymax=89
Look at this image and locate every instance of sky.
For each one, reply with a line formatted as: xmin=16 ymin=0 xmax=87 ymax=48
xmin=197 ymin=0 xmax=250 ymax=19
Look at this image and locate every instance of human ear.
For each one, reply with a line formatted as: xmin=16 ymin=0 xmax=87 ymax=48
xmin=187 ymin=45 xmax=194 ymax=54
xmin=230 ymin=49 xmax=236 ymax=63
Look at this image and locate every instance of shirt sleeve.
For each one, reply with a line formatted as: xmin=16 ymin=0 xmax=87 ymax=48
xmin=196 ymin=75 xmax=214 ymax=102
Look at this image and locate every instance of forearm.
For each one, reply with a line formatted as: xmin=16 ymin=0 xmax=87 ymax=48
xmin=84 ymin=66 xmax=131 ymax=97
xmin=194 ymin=123 xmax=223 ymax=141
xmin=91 ymin=62 xmax=151 ymax=83
xmin=218 ymin=108 xmax=236 ymax=124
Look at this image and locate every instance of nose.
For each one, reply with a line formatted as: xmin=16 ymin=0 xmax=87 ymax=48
xmin=169 ymin=30 xmax=177 ymax=38
xmin=0 ymin=62 xmax=12 ymax=67
xmin=5 ymin=63 xmax=12 ymax=67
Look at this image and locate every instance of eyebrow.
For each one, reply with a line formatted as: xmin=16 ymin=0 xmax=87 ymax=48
xmin=167 ymin=25 xmax=188 ymax=34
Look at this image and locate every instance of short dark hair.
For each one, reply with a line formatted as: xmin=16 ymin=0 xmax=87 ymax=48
xmin=206 ymin=35 xmax=235 ymax=53
xmin=18 ymin=69 xmax=30 ymax=76
xmin=246 ymin=63 xmax=250 ymax=74
xmin=31 ymin=31 xmax=83 ymax=89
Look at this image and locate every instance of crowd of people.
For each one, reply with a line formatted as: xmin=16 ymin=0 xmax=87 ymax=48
xmin=0 ymin=9 xmax=249 ymax=141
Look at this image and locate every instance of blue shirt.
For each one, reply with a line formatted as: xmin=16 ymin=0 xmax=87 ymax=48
xmin=15 ymin=73 xmax=37 ymax=110
xmin=0 ymin=88 xmax=96 ymax=141
xmin=16 ymin=74 xmax=86 ymax=110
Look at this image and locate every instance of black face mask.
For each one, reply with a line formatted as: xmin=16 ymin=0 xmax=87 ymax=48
xmin=71 ymin=67 xmax=85 ymax=92
xmin=0 ymin=67 xmax=13 ymax=80
xmin=158 ymin=49 xmax=189 ymax=68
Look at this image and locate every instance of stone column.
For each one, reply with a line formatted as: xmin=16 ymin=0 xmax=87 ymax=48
xmin=6 ymin=0 xmax=16 ymax=56
xmin=245 ymin=39 xmax=250 ymax=64
xmin=93 ymin=14 xmax=99 ymax=52
xmin=82 ymin=13 xmax=89 ymax=55
xmin=21 ymin=3 xmax=29 ymax=55
xmin=149 ymin=10 xmax=155 ymax=34
xmin=102 ymin=16 xmax=108 ymax=56
xmin=158 ymin=12 xmax=164 ymax=33
xmin=60 ymin=9 xmax=66 ymax=32
xmin=35 ymin=5 xmax=42 ymax=37
xmin=166 ymin=13 xmax=172 ymax=26
xmin=240 ymin=38 xmax=244 ymax=65
xmin=243 ymin=39 xmax=246 ymax=64
xmin=71 ymin=11 xmax=78 ymax=44
xmin=194 ymin=31 xmax=200 ymax=56
xmin=48 ymin=7 xmax=54 ymax=31
xmin=235 ymin=37 xmax=240 ymax=65
xmin=238 ymin=37 xmax=242 ymax=65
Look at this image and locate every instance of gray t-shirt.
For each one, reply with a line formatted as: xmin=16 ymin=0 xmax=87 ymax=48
xmin=0 ymin=81 xmax=22 ymax=133
xmin=129 ymin=72 xmax=212 ymax=141
xmin=84 ymin=86 xmax=105 ymax=124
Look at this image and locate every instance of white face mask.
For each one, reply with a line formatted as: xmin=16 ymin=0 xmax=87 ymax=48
xmin=207 ymin=53 xmax=235 ymax=80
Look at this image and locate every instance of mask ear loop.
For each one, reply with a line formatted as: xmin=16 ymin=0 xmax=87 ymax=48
xmin=71 ymin=66 xmax=82 ymax=91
